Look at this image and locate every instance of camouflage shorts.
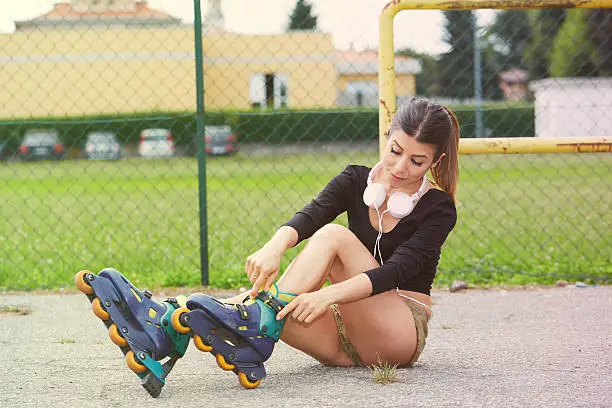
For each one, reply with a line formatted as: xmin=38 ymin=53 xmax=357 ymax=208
xmin=330 ymin=300 xmax=429 ymax=367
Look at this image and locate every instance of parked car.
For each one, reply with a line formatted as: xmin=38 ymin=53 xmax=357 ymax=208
xmin=84 ymin=131 xmax=121 ymax=160
xmin=138 ymin=128 xmax=175 ymax=158
xmin=18 ymin=129 xmax=65 ymax=161
xmin=205 ymin=125 xmax=237 ymax=156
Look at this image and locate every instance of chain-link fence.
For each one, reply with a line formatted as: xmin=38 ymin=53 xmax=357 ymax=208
xmin=0 ymin=0 xmax=610 ymax=291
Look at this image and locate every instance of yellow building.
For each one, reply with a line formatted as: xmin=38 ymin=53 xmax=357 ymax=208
xmin=336 ymin=50 xmax=421 ymax=107
xmin=0 ymin=1 xmax=419 ymax=118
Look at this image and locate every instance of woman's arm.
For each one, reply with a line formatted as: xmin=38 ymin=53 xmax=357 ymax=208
xmin=247 ymin=166 xmax=358 ymax=297
xmin=277 ymin=201 xmax=456 ymax=323
xmin=319 ymin=273 xmax=373 ymax=304
xmin=246 ymin=226 xmax=299 ymax=297
xmin=282 ymin=165 xmax=357 ymax=244
xmin=276 ymin=274 xmax=373 ymax=323
xmin=364 ymin=202 xmax=457 ymax=295
xmin=264 ymin=225 xmax=299 ymax=254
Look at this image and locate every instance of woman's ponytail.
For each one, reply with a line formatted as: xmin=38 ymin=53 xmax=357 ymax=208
xmin=431 ymin=106 xmax=460 ymax=202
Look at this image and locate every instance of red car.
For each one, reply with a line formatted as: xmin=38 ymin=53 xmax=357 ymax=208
xmin=204 ymin=126 xmax=237 ymax=156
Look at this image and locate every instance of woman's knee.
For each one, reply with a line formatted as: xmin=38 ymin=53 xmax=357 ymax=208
xmin=311 ymin=224 xmax=351 ymax=247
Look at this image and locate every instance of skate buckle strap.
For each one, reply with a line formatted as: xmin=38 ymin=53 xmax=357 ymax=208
xmin=255 ymin=292 xmax=284 ymax=313
xmin=235 ymin=303 xmax=250 ymax=320
xmin=165 ymin=297 xmax=181 ymax=309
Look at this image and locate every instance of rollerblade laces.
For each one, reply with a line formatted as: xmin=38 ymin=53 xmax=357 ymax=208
xmin=74 ymin=268 xmax=190 ymax=397
xmin=171 ymin=284 xmax=296 ymax=389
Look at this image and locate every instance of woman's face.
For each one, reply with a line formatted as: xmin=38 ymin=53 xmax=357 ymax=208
xmin=381 ymin=129 xmax=438 ymax=189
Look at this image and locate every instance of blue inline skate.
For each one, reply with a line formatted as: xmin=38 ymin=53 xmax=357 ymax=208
xmin=171 ymin=284 xmax=296 ymax=389
xmin=74 ymin=268 xmax=190 ymax=397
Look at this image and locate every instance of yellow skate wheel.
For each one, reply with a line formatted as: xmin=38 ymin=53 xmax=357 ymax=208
xmin=109 ymin=324 xmax=128 ymax=347
xmin=92 ymin=297 xmax=110 ymax=321
xmin=193 ymin=334 xmax=213 ymax=352
xmin=74 ymin=270 xmax=94 ymax=295
xmin=171 ymin=307 xmax=191 ymax=334
xmin=238 ymin=372 xmax=261 ymax=389
xmin=215 ymin=353 xmax=235 ymax=371
xmin=125 ymin=350 xmax=147 ymax=374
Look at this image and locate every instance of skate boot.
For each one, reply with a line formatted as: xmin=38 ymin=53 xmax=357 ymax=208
xmin=171 ymin=283 xmax=296 ymax=389
xmin=74 ymin=268 xmax=190 ymax=397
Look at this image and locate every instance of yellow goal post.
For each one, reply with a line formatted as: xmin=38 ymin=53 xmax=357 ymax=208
xmin=378 ymin=0 xmax=612 ymax=156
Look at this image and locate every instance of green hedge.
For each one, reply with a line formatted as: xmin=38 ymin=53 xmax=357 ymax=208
xmin=233 ymin=110 xmax=379 ymax=144
xmin=453 ymin=104 xmax=535 ymax=138
xmin=235 ymin=105 xmax=535 ymax=143
xmin=0 ymin=105 xmax=534 ymax=154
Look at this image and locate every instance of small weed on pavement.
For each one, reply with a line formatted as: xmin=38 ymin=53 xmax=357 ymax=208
xmin=369 ymin=356 xmax=398 ymax=385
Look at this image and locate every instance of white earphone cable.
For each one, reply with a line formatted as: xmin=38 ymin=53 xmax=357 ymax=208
xmin=375 ymin=210 xmax=433 ymax=317
xmin=373 ymin=206 xmax=382 ymax=264
xmin=395 ymin=288 xmax=433 ymax=318
xmin=368 ymin=168 xmax=433 ymax=317
xmin=373 ymin=207 xmax=387 ymax=266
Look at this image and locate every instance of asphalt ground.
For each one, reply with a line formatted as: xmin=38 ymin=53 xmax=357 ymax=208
xmin=1 ymin=285 xmax=610 ymax=408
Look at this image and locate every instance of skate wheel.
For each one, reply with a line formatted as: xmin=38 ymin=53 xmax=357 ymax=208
xmin=109 ymin=324 xmax=128 ymax=347
xmin=74 ymin=270 xmax=94 ymax=295
xmin=215 ymin=353 xmax=235 ymax=371
xmin=193 ymin=334 xmax=213 ymax=352
xmin=92 ymin=297 xmax=110 ymax=321
xmin=238 ymin=372 xmax=261 ymax=389
xmin=125 ymin=350 xmax=147 ymax=374
xmin=171 ymin=307 xmax=191 ymax=334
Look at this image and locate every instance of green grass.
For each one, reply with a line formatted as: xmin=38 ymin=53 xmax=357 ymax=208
xmin=0 ymin=305 xmax=31 ymax=315
xmin=369 ymin=355 xmax=398 ymax=384
xmin=0 ymin=152 xmax=610 ymax=291
xmin=55 ymin=338 xmax=76 ymax=344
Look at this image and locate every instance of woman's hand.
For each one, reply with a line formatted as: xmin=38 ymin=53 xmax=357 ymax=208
xmin=246 ymin=226 xmax=298 ymax=299
xmin=245 ymin=244 xmax=283 ymax=298
xmin=276 ymin=290 xmax=334 ymax=324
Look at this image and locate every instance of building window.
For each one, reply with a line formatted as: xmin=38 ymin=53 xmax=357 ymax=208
xmin=250 ymin=73 xmax=289 ymax=109
xmin=356 ymin=90 xmax=364 ymax=107
xmin=346 ymin=81 xmax=376 ymax=107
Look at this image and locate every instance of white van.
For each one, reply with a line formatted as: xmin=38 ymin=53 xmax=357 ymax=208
xmin=138 ymin=128 xmax=175 ymax=158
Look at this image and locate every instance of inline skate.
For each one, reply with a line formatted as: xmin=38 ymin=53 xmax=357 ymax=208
xmin=171 ymin=284 xmax=296 ymax=389
xmin=74 ymin=268 xmax=190 ymax=397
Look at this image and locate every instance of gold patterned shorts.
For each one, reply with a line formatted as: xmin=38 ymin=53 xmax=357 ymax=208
xmin=331 ymin=300 xmax=429 ymax=367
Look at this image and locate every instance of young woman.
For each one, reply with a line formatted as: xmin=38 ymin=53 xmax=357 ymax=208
xmin=75 ymin=97 xmax=459 ymax=394
xmin=223 ymin=97 xmax=459 ymax=368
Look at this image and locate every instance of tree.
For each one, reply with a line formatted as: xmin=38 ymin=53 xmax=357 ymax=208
xmin=589 ymin=9 xmax=612 ymax=76
xmin=479 ymin=41 xmax=505 ymax=101
xmin=439 ymin=11 xmax=477 ymax=99
xmin=523 ymin=9 xmax=566 ymax=80
xmin=486 ymin=10 xmax=532 ymax=69
xmin=549 ymin=9 xmax=598 ymax=77
xmin=287 ymin=0 xmax=317 ymax=31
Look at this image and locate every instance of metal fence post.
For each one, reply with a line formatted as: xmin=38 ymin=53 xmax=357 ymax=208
xmin=473 ymin=12 xmax=484 ymax=138
xmin=194 ymin=0 xmax=209 ymax=286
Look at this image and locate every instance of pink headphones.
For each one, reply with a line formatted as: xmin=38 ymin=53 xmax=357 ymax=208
xmin=363 ymin=162 xmax=427 ymax=219
xmin=363 ymin=162 xmax=428 ymax=265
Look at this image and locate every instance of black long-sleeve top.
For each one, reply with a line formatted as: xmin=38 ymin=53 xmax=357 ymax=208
xmin=282 ymin=165 xmax=457 ymax=296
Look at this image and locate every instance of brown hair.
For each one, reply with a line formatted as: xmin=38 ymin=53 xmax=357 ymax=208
xmin=389 ymin=98 xmax=460 ymax=201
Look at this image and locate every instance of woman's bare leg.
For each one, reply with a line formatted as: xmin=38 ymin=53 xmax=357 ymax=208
xmin=223 ymin=223 xmax=361 ymax=303
xmin=274 ymin=224 xmax=419 ymax=366
xmin=220 ymin=292 xmax=248 ymax=304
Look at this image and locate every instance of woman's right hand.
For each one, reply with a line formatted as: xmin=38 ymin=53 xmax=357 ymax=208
xmin=245 ymin=243 xmax=283 ymax=299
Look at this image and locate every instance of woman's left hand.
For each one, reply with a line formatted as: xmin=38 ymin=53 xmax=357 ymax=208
xmin=276 ymin=290 xmax=334 ymax=324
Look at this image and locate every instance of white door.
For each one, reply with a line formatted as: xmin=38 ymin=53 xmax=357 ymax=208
xmin=249 ymin=73 xmax=266 ymax=109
